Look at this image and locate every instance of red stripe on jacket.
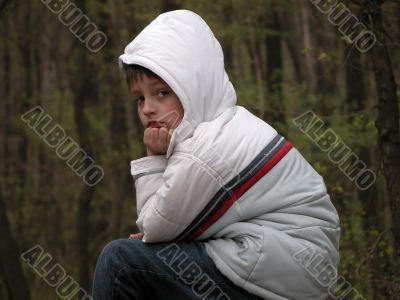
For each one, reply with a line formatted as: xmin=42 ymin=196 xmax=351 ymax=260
xmin=187 ymin=142 xmax=293 ymax=240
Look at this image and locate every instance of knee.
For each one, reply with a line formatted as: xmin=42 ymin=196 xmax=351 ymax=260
xmin=96 ymin=239 xmax=130 ymax=272
xmin=98 ymin=238 xmax=146 ymax=267
xmin=100 ymin=239 xmax=125 ymax=256
xmin=93 ymin=239 xmax=138 ymax=297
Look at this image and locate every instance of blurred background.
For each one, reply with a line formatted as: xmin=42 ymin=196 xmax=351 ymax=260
xmin=0 ymin=0 xmax=399 ymax=299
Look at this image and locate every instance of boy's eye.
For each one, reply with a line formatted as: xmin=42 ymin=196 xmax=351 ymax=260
xmin=135 ymin=96 xmax=145 ymax=103
xmin=158 ymin=90 xmax=169 ymax=97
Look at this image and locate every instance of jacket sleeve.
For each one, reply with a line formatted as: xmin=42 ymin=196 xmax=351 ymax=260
xmin=131 ymin=155 xmax=168 ymax=216
xmin=133 ymin=152 xmax=222 ymax=243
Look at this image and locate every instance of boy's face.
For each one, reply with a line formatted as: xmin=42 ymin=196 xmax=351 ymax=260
xmin=130 ymin=74 xmax=184 ymax=130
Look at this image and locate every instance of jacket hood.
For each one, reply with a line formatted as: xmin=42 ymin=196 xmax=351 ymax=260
xmin=119 ymin=9 xmax=237 ymax=158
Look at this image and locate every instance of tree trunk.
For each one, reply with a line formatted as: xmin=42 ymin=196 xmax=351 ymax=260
xmin=299 ymin=1 xmax=318 ymax=93
xmin=221 ymin=2 xmax=234 ymax=71
xmin=0 ymin=0 xmax=10 ymax=17
xmin=0 ymin=193 xmax=31 ymax=300
xmin=73 ymin=60 xmax=97 ymax=290
xmin=265 ymin=11 xmax=286 ymax=135
xmin=364 ymin=0 xmax=400 ymax=281
xmin=99 ymin=0 xmax=131 ymax=238
xmin=0 ymin=11 xmax=31 ymax=300
xmin=244 ymin=13 xmax=265 ymax=119
xmin=14 ymin=0 xmax=33 ymax=241
xmin=344 ymin=46 xmax=366 ymax=113
xmin=71 ymin=1 xmax=98 ymax=291
xmin=161 ymin=0 xmax=180 ymax=12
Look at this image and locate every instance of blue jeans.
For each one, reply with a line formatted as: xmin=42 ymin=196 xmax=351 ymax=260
xmin=92 ymin=239 xmax=262 ymax=300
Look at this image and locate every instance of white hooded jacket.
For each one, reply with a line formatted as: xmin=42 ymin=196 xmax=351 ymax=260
xmin=119 ymin=10 xmax=340 ymax=300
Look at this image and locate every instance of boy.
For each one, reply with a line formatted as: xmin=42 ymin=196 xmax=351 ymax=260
xmin=93 ymin=9 xmax=340 ymax=300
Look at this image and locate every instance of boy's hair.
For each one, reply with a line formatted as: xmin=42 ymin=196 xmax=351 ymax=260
xmin=122 ymin=63 xmax=161 ymax=87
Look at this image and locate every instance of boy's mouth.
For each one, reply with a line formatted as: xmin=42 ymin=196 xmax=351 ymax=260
xmin=147 ymin=121 xmax=164 ymax=128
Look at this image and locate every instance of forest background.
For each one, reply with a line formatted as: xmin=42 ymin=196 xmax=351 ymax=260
xmin=0 ymin=0 xmax=399 ymax=299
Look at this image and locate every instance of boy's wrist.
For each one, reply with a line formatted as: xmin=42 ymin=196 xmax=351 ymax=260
xmin=146 ymin=147 xmax=167 ymax=156
xmin=130 ymin=155 xmax=168 ymax=180
xmin=146 ymin=148 xmax=158 ymax=156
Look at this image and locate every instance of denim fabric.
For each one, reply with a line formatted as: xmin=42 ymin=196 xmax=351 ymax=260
xmin=92 ymin=238 xmax=263 ymax=300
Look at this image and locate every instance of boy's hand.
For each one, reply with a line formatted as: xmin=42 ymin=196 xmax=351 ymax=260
xmin=129 ymin=233 xmax=144 ymax=240
xmin=144 ymin=127 xmax=174 ymax=156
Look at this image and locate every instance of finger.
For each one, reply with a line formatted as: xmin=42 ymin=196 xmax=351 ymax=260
xmin=159 ymin=127 xmax=168 ymax=143
xmin=144 ymin=128 xmax=153 ymax=144
xmin=143 ymin=129 xmax=151 ymax=150
xmin=144 ymin=128 xmax=157 ymax=147
xmin=153 ymin=128 xmax=163 ymax=151
xmin=148 ymin=128 xmax=157 ymax=141
xmin=152 ymin=128 xmax=159 ymax=142
xmin=129 ymin=233 xmax=144 ymax=239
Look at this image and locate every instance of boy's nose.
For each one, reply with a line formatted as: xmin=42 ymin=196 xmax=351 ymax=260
xmin=142 ymin=99 xmax=156 ymax=115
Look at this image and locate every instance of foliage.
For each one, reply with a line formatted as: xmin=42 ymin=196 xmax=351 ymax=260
xmin=0 ymin=0 xmax=399 ymax=299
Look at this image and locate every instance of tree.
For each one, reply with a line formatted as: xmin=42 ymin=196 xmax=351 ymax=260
xmin=364 ymin=0 xmax=400 ymax=287
xmin=0 ymin=191 xmax=31 ymax=300
xmin=265 ymin=6 xmax=286 ymax=135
